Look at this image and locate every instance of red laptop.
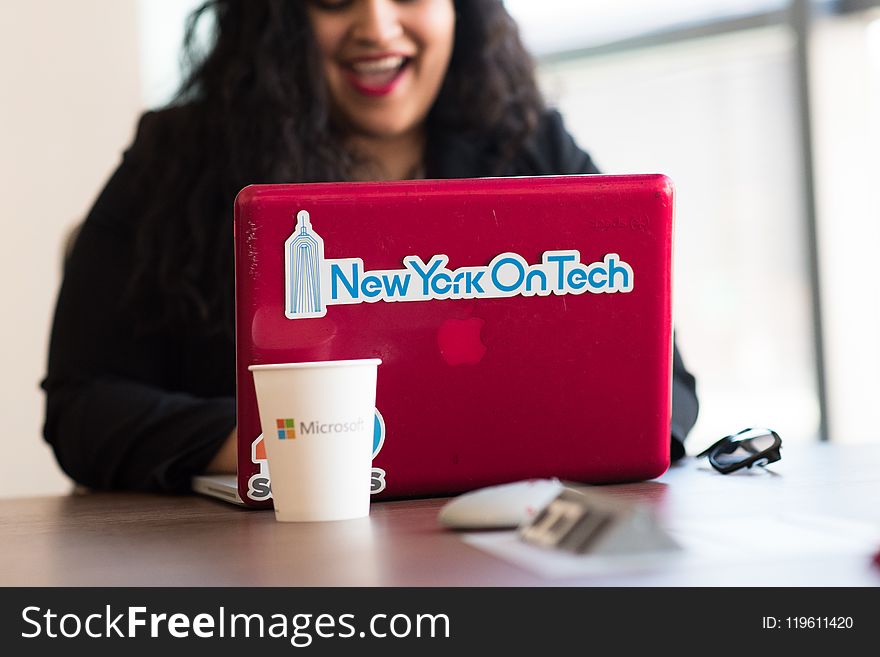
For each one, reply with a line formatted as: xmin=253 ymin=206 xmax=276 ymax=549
xmin=230 ymin=175 xmax=674 ymax=508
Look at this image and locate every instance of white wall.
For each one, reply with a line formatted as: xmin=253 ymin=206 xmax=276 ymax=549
xmin=0 ymin=0 xmax=143 ymax=497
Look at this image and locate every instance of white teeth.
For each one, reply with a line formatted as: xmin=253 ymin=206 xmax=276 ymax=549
xmin=350 ymin=56 xmax=406 ymax=74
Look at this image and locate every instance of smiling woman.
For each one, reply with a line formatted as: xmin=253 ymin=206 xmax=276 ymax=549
xmin=306 ymin=0 xmax=455 ymax=139
xmin=307 ymin=0 xmax=455 ymax=180
xmin=41 ymin=0 xmax=698 ymax=492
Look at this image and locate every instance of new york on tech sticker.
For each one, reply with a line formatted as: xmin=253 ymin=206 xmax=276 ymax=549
xmin=284 ymin=210 xmax=635 ymax=320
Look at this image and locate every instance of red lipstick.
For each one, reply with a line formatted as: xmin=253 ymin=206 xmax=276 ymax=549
xmin=341 ymin=53 xmax=412 ymax=97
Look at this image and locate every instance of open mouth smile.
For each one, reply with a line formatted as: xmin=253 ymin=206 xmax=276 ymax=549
xmin=342 ymin=54 xmax=413 ymax=97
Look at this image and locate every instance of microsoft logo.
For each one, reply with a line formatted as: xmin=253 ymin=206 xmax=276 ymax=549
xmin=275 ymin=418 xmax=296 ymax=440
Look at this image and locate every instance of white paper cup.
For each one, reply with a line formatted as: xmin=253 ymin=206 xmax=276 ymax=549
xmin=249 ymin=359 xmax=381 ymax=522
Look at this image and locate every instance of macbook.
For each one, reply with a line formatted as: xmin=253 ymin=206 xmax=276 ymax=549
xmin=198 ymin=174 xmax=674 ymax=507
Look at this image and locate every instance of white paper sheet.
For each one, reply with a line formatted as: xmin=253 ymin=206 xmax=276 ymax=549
xmin=462 ymin=513 xmax=880 ymax=579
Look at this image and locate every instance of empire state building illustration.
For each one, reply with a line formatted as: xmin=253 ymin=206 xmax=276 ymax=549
xmin=285 ymin=210 xmax=326 ymax=319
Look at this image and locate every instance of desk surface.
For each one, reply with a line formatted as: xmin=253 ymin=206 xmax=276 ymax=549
xmin=3 ymin=444 xmax=880 ymax=586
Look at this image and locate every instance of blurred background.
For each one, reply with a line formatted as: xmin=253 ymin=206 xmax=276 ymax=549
xmin=1 ymin=0 xmax=878 ymax=497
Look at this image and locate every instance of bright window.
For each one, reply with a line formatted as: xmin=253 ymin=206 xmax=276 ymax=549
xmin=506 ymin=0 xmax=789 ymax=53
xmin=537 ymin=27 xmax=819 ymax=450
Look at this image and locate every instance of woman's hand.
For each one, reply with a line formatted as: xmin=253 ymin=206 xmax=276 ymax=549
xmin=206 ymin=428 xmax=238 ymax=474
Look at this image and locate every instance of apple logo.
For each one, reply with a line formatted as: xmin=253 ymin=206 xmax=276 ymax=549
xmin=437 ymin=318 xmax=487 ymax=365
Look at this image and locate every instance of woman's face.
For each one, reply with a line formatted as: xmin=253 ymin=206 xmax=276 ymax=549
xmin=306 ymin=0 xmax=456 ymax=139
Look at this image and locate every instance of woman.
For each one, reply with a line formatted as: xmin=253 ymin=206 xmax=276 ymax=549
xmin=43 ymin=0 xmax=698 ymax=492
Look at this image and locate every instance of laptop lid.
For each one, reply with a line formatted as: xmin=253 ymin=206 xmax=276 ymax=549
xmin=234 ymin=174 xmax=673 ymax=508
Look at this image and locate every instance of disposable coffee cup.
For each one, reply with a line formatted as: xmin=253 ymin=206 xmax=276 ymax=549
xmin=249 ymin=359 xmax=381 ymax=522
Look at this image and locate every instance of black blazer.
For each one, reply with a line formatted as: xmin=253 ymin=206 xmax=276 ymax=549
xmin=42 ymin=108 xmax=698 ymax=492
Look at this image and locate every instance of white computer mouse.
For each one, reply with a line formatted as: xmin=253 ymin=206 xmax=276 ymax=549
xmin=438 ymin=478 xmax=565 ymax=530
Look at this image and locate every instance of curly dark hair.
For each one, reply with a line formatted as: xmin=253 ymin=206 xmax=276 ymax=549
xmin=128 ymin=0 xmax=544 ymax=337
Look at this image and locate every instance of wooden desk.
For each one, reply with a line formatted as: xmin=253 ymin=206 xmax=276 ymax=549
xmin=2 ymin=444 xmax=879 ymax=586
